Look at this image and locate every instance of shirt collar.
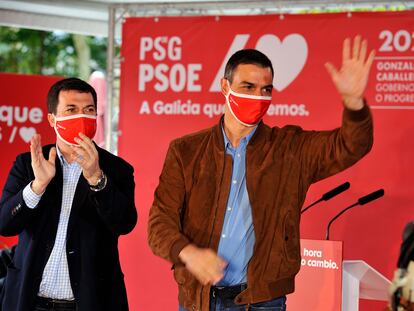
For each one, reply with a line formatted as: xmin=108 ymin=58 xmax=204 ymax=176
xmin=221 ymin=121 xmax=257 ymax=150
xmin=56 ymin=145 xmax=67 ymax=165
xmin=56 ymin=145 xmax=79 ymax=168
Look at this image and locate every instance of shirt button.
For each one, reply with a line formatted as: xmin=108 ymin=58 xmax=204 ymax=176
xmin=227 ymin=207 xmax=232 ymax=211
xmin=232 ymin=180 xmax=237 ymax=184
xmin=237 ymin=153 xmax=241 ymax=158
xmin=222 ymin=234 xmax=226 ymax=238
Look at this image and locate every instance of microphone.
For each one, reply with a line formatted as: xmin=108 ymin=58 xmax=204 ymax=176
xmin=326 ymin=189 xmax=384 ymax=240
xmin=358 ymin=189 xmax=385 ymax=205
xmin=301 ymin=182 xmax=350 ymax=214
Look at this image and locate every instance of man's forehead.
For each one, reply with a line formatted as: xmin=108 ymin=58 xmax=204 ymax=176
xmin=58 ymin=89 xmax=92 ymax=97
xmin=56 ymin=92 xmax=94 ymax=108
xmin=234 ymin=63 xmax=272 ymax=74
xmin=58 ymin=91 xmax=93 ymax=101
xmin=232 ymin=65 xmax=273 ymax=83
xmin=235 ymin=62 xmax=271 ymax=70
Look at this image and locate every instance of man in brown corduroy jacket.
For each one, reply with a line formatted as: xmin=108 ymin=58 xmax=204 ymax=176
xmin=148 ymin=36 xmax=375 ymax=311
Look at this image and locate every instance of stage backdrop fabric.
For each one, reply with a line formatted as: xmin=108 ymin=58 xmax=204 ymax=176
xmin=0 ymin=73 xmax=61 ymax=247
xmin=119 ymin=11 xmax=413 ymax=310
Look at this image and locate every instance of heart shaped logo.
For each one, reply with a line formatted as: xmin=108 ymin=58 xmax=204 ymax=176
xmin=19 ymin=127 xmax=36 ymax=143
xmin=255 ymin=34 xmax=308 ymax=91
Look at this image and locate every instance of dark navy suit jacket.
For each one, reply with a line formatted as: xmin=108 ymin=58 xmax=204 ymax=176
xmin=0 ymin=144 xmax=137 ymax=311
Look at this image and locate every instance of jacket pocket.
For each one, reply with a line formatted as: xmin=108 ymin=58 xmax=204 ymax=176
xmin=173 ymin=264 xmax=190 ymax=285
xmin=282 ymin=211 xmax=300 ymax=263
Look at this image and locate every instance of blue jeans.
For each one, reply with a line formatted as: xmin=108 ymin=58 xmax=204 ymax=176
xmin=179 ymin=295 xmax=287 ymax=311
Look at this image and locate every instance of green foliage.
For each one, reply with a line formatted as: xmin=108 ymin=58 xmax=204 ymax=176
xmin=0 ymin=27 xmax=107 ymax=77
xmin=298 ymin=5 xmax=414 ymax=14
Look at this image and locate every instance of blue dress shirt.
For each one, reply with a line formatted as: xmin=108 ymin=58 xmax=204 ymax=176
xmin=217 ymin=125 xmax=257 ymax=286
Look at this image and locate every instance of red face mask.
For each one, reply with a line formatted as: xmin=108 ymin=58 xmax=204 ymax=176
xmin=54 ymin=114 xmax=97 ymax=146
xmin=226 ymin=84 xmax=272 ymax=127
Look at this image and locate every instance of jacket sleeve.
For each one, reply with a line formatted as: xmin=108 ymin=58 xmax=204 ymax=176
xmin=0 ymin=154 xmax=38 ymax=236
xmin=148 ymin=140 xmax=190 ymax=264
xmin=300 ymin=103 xmax=373 ymax=183
xmin=91 ymin=160 xmax=137 ymax=236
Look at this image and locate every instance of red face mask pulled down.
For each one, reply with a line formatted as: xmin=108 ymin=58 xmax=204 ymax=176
xmin=54 ymin=114 xmax=97 ymax=146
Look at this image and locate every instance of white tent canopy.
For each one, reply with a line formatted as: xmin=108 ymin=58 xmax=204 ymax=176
xmin=0 ymin=0 xmax=412 ymax=38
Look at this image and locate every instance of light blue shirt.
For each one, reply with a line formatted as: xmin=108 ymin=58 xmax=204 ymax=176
xmin=217 ymin=125 xmax=257 ymax=286
xmin=23 ymin=146 xmax=81 ymax=300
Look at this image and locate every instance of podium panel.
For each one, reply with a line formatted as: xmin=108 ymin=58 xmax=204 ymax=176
xmin=342 ymin=260 xmax=391 ymax=311
xmin=288 ymin=239 xmax=343 ymax=311
xmin=288 ymin=240 xmax=391 ymax=311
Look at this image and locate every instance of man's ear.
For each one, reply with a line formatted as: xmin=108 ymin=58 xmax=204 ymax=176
xmin=220 ymin=78 xmax=229 ymax=97
xmin=47 ymin=113 xmax=55 ymax=128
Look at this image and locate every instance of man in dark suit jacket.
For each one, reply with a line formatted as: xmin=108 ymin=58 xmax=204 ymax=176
xmin=0 ymin=78 xmax=137 ymax=311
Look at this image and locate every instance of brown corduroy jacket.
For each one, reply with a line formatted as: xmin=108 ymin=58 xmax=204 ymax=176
xmin=148 ymin=105 xmax=373 ymax=311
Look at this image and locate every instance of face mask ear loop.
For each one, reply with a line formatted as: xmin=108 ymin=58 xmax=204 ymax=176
xmin=53 ymin=114 xmax=59 ymax=138
xmin=225 ymin=80 xmax=231 ymax=101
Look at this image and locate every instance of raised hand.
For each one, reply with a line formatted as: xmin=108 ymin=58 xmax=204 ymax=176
xmin=325 ymin=35 xmax=375 ymax=110
xmin=30 ymin=134 xmax=56 ymax=194
xmin=179 ymin=244 xmax=227 ymax=286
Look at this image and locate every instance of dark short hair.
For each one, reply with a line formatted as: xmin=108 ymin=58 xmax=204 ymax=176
xmin=47 ymin=77 xmax=97 ymax=114
xmin=224 ymin=49 xmax=274 ymax=82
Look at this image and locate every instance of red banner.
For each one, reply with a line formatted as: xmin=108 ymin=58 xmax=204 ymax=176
xmin=0 ymin=73 xmax=61 ymax=247
xmin=118 ymin=12 xmax=414 ymax=310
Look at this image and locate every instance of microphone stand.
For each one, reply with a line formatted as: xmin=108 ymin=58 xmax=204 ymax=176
xmin=326 ymin=202 xmax=358 ymax=240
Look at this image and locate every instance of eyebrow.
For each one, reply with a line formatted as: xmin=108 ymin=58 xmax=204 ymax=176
xmin=239 ymin=81 xmax=273 ymax=89
xmin=239 ymin=81 xmax=255 ymax=86
xmin=63 ymin=104 xmax=95 ymax=109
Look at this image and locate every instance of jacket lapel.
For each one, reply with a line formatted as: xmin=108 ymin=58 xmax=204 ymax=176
xmin=66 ymin=145 xmax=104 ymax=238
xmin=66 ymin=173 xmax=89 ymax=239
xmin=37 ymin=145 xmax=63 ymax=236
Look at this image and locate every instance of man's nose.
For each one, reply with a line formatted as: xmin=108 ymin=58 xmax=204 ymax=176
xmin=252 ymin=89 xmax=263 ymax=96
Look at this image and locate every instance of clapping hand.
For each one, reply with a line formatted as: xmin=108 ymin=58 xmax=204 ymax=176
xmin=30 ymin=134 xmax=56 ymax=195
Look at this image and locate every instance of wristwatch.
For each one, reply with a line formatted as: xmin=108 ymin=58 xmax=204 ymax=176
xmin=89 ymin=171 xmax=107 ymax=192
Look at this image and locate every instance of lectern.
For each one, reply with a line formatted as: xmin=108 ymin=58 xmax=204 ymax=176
xmin=288 ymin=239 xmax=390 ymax=310
xmin=342 ymin=260 xmax=391 ymax=311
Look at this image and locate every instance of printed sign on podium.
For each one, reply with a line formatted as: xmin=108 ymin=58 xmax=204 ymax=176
xmin=288 ymin=239 xmax=343 ymax=310
xmin=289 ymin=240 xmax=391 ymax=310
